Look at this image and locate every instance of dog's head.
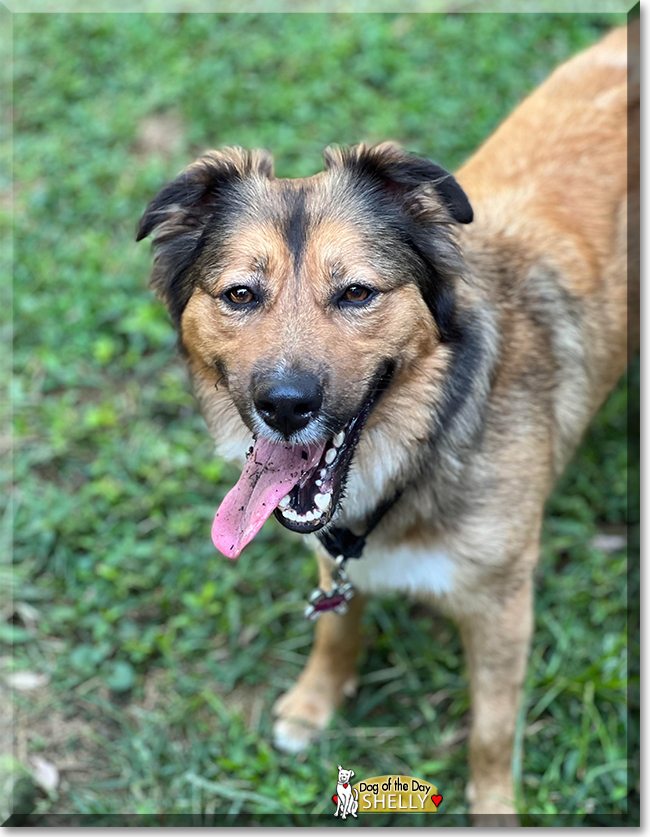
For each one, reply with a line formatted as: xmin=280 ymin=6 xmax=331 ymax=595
xmin=337 ymin=765 xmax=355 ymax=784
xmin=137 ymin=143 xmax=472 ymax=557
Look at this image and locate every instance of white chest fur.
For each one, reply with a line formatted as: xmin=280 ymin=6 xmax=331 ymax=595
xmin=344 ymin=542 xmax=457 ymax=599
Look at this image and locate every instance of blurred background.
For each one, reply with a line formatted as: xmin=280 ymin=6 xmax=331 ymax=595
xmin=5 ymin=11 xmax=636 ymax=825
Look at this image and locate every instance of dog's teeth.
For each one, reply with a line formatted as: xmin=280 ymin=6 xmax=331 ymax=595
xmin=305 ymin=511 xmax=316 ymax=522
xmin=283 ymin=508 xmax=297 ymax=521
xmin=278 ymin=494 xmax=291 ymax=508
xmin=333 ymin=431 xmax=345 ymax=448
xmin=325 ymin=448 xmax=337 ymax=465
xmin=315 ymin=479 xmax=322 ymax=487
xmin=314 ymin=492 xmax=332 ymax=511
xmin=320 ymin=469 xmax=327 ymax=478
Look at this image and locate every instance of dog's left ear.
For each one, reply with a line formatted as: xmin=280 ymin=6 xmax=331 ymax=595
xmin=324 ymin=142 xmax=473 ymax=225
xmin=350 ymin=770 xmax=355 ymax=777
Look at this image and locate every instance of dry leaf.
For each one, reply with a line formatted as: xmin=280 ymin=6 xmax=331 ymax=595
xmin=6 ymin=671 xmax=50 ymax=691
xmin=31 ymin=756 xmax=59 ymax=792
xmin=590 ymin=533 xmax=626 ymax=553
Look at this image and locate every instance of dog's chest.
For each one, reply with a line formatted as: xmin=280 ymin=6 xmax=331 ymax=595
xmin=344 ymin=541 xmax=457 ymax=598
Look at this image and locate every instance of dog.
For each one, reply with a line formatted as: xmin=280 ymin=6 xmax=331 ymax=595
xmin=137 ymin=23 xmax=638 ymax=821
xmin=333 ymin=765 xmax=358 ymax=819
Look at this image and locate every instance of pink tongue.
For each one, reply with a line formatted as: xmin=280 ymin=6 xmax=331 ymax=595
xmin=211 ymin=438 xmax=326 ymax=560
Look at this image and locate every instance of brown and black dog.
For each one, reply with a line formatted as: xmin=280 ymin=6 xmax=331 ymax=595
xmin=137 ymin=24 xmax=638 ymax=819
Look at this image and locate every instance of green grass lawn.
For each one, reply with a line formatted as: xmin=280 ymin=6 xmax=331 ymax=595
xmin=6 ymin=11 xmax=637 ymax=826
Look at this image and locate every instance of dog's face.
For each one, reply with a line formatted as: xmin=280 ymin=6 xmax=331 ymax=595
xmin=137 ymin=144 xmax=472 ymax=557
xmin=337 ymin=766 xmax=354 ymax=785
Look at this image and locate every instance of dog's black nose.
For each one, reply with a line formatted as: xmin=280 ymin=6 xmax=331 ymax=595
xmin=253 ymin=371 xmax=323 ymax=438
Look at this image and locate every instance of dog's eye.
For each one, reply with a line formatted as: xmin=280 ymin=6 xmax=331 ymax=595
xmin=340 ymin=285 xmax=374 ymax=305
xmin=224 ymin=286 xmax=257 ymax=306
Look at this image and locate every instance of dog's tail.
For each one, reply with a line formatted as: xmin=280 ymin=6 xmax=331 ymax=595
xmin=353 ymin=788 xmax=359 ymax=800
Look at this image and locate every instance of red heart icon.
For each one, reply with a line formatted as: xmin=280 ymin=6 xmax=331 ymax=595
xmin=332 ymin=795 xmax=338 ymax=805
xmin=431 ymin=794 xmax=443 ymax=807
xmin=343 ymin=783 xmax=348 ymax=788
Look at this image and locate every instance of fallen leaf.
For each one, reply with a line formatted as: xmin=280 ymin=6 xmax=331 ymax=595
xmin=590 ymin=534 xmax=626 ymax=553
xmin=31 ymin=756 xmax=59 ymax=792
xmin=6 ymin=671 xmax=50 ymax=691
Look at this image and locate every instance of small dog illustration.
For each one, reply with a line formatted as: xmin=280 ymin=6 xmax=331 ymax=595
xmin=333 ymin=765 xmax=358 ymax=819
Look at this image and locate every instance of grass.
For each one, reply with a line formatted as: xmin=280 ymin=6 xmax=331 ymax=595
xmin=5 ymin=11 xmax=637 ymax=826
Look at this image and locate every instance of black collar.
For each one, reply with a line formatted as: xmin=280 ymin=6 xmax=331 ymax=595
xmin=316 ymin=490 xmax=403 ymax=561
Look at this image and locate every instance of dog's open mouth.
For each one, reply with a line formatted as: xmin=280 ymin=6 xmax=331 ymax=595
xmin=211 ymin=363 xmax=394 ymax=559
xmin=272 ymin=406 xmax=367 ymax=535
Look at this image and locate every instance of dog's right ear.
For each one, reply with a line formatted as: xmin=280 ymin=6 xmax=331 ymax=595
xmin=337 ymin=765 xmax=342 ymax=771
xmin=137 ymin=147 xmax=274 ymax=243
xmin=136 ymin=147 xmax=274 ymax=323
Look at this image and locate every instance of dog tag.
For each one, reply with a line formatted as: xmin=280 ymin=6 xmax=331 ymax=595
xmin=304 ymin=556 xmax=355 ymax=620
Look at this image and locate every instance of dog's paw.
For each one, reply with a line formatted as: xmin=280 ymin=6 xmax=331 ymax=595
xmin=273 ymin=672 xmax=358 ymax=753
xmin=272 ymin=686 xmax=337 ymax=753
xmin=273 ymin=716 xmax=321 ymax=754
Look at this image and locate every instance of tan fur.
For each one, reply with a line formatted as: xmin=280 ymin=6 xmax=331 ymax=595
xmin=270 ymin=26 xmax=637 ymax=821
xmin=139 ymin=23 xmax=637 ymax=823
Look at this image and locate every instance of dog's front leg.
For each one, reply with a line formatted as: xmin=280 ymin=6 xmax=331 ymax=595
xmin=273 ymin=554 xmax=365 ymax=753
xmin=459 ymin=572 xmax=534 ymax=825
